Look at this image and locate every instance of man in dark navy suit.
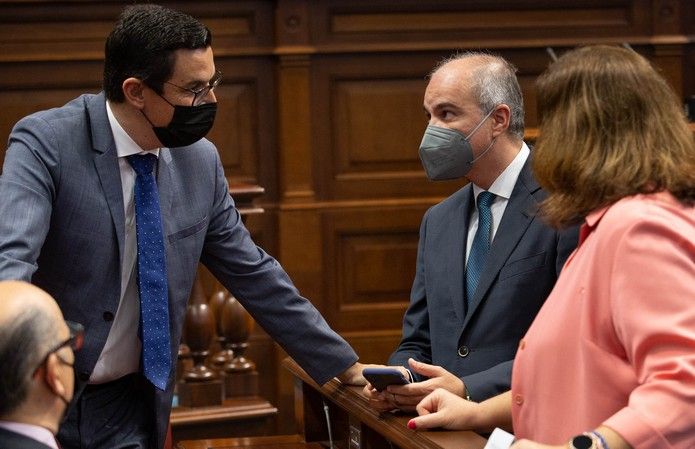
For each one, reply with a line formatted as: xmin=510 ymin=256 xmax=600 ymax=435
xmin=0 ymin=281 xmax=81 ymax=449
xmin=364 ymin=53 xmax=578 ymax=411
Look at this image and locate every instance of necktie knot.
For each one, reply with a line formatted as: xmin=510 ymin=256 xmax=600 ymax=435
xmin=476 ymin=191 xmax=496 ymax=211
xmin=127 ymin=154 xmax=157 ymax=176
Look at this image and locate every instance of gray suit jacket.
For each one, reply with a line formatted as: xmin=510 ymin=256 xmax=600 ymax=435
xmin=0 ymin=93 xmax=358 ymax=448
xmin=0 ymin=428 xmax=54 ymax=449
xmin=389 ymin=158 xmax=578 ymax=401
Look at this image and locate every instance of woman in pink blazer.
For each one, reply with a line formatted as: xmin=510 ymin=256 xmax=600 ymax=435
xmin=407 ymin=45 xmax=695 ymax=449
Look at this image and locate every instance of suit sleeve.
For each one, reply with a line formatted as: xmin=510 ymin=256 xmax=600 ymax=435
xmin=603 ymin=209 xmax=695 ymax=449
xmin=461 ymin=360 xmax=512 ymax=401
xmin=388 ymin=209 xmax=433 ymax=374
xmin=0 ymin=115 xmax=58 ymax=280
xmin=199 ymin=149 xmax=357 ymax=385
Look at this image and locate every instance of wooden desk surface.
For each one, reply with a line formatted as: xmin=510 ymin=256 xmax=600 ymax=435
xmin=172 ymin=396 xmax=277 ymax=444
xmin=177 ymin=434 xmax=322 ymax=449
xmin=172 ymin=396 xmax=277 ymax=426
xmin=284 ymin=358 xmax=486 ymax=449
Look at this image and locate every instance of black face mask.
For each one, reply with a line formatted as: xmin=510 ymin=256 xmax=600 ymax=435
xmin=150 ymin=102 xmax=217 ymax=148
xmin=142 ymin=89 xmax=218 ymax=148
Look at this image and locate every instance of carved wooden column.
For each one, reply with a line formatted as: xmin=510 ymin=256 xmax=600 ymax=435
xmin=177 ymin=277 xmax=223 ymax=407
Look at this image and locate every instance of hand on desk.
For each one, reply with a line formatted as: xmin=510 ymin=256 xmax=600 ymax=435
xmin=408 ymin=388 xmax=481 ymax=431
xmin=363 ymin=358 xmax=466 ymax=412
xmin=336 ymin=361 xmax=387 ymax=385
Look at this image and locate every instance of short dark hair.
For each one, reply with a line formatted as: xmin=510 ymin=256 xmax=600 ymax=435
xmin=0 ymin=308 xmax=57 ymax=416
xmin=103 ymin=4 xmax=212 ymax=102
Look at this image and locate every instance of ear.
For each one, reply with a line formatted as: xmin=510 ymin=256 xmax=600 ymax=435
xmin=43 ymin=353 xmax=67 ymax=398
xmin=122 ymin=77 xmax=146 ymax=108
xmin=490 ymin=104 xmax=511 ymax=137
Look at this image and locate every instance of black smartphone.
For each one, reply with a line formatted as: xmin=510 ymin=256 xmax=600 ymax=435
xmin=362 ymin=367 xmax=410 ymax=391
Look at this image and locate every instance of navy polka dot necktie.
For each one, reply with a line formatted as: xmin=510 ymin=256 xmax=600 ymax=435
xmin=127 ymin=154 xmax=171 ymax=391
xmin=465 ymin=191 xmax=496 ymax=305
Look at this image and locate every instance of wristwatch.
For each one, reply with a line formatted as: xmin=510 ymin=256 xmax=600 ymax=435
xmin=570 ymin=434 xmax=595 ymax=449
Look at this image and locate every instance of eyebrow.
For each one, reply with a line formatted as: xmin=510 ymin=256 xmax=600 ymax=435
xmin=425 ymin=101 xmax=462 ymax=114
xmin=180 ymin=72 xmax=217 ymax=90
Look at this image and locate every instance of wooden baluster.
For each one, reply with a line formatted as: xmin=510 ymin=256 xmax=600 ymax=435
xmin=177 ymin=275 xmax=223 ymax=406
xmin=220 ymin=294 xmax=259 ymax=397
xmin=208 ymin=288 xmax=234 ymax=370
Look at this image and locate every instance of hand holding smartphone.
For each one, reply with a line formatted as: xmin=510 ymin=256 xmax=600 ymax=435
xmin=362 ymin=367 xmax=410 ymax=391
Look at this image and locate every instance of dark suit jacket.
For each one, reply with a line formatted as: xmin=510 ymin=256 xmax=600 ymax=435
xmin=0 ymin=427 xmax=54 ymax=449
xmin=0 ymin=93 xmax=358 ymax=448
xmin=389 ymin=157 xmax=578 ymax=401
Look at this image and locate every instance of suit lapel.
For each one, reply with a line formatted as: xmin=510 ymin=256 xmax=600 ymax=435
xmin=462 ymin=159 xmax=540 ymax=330
xmin=449 ymin=186 xmax=474 ymax=324
xmin=88 ymin=93 xmax=125 ymax=269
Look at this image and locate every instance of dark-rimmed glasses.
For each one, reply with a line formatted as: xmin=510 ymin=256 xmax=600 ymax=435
xmin=165 ymin=70 xmax=222 ymax=106
xmin=34 ymin=320 xmax=84 ymax=373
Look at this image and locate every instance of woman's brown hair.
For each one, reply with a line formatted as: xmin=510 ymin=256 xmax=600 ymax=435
xmin=533 ymin=45 xmax=695 ymax=228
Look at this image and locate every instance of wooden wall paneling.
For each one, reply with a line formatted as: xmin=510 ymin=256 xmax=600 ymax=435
xmin=651 ymin=0 xmax=683 ymax=36
xmin=275 ymin=0 xmax=311 ymax=46
xmin=308 ymin=0 xmax=654 ymax=50
xmin=319 ymin=203 xmax=431 ymax=333
xmin=0 ymin=2 xmax=122 ymax=63
xmin=0 ymin=60 xmax=104 ymax=166
xmin=649 ymin=44 xmax=686 ymax=98
xmin=276 ymin=55 xmax=316 ymax=202
xmin=685 ymin=44 xmax=695 ymax=101
xmin=684 ymin=0 xmax=695 ymax=99
xmin=311 ymin=51 xmax=462 ymax=200
xmin=211 ymin=57 xmax=277 ymax=198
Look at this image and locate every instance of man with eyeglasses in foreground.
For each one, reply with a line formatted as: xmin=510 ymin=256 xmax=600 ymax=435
xmin=0 ymin=281 xmax=83 ymax=449
xmin=0 ymin=4 xmax=372 ymax=449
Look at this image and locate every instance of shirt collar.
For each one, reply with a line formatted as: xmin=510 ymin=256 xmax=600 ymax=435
xmin=578 ymin=204 xmax=611 ymax=245
xmin=106 ymin=101 xmax=160 ymax=159
xmin=472 ymin=141 xmax=530 ymax=200
xmin=0 ymin=421 xmax=58 ymax=449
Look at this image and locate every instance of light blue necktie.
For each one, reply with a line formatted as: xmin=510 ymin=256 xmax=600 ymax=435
xmin=127 ymin=154 xmax=171 ymax=391
xmin=466 ymin=191 xmax=496 ymax=304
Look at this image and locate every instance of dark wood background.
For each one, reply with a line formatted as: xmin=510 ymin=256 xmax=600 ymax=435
xmin=2 ymin=0 xmax=693 ymax=435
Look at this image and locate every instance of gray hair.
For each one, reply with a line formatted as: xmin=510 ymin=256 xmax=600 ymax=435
xmin=431 ymin=51 xmax=525 ymax=139
xmin=0 ymin=308 xmax=58 ymax=416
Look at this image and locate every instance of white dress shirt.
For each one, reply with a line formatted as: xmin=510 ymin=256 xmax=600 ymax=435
xmin=89 ymin=102 xmax=160 ymax=383
xmin=465 ymin=143 xmax=530 ymax=266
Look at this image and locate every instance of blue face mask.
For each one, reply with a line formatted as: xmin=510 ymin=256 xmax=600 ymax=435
xmin=418 ymin=108 xmax=495 ymax=181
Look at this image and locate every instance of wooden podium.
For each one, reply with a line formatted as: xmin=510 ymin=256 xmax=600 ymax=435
xmin=177 ymin=358 xmax=486 ymax=449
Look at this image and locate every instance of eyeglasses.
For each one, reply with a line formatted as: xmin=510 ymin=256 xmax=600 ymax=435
xmin=165 ymin=70 xmax=222 ymax=106
xmin=34 ymin=320 xmax=84 ymax=374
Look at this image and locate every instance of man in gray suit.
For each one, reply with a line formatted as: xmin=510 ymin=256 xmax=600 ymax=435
xmin=0 ymin=4 xmax=368 ymax=449
xmin=0 ymin=281 xmax=81 ymax=449
xmin=364 ymin=53 xmax=578 ymax=411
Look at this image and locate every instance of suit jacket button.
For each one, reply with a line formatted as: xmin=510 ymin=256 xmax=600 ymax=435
xmin=457 ymin=346 xmax=470 ymax=357
xmin=103 ymin=311 xmax=114 ymax=322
